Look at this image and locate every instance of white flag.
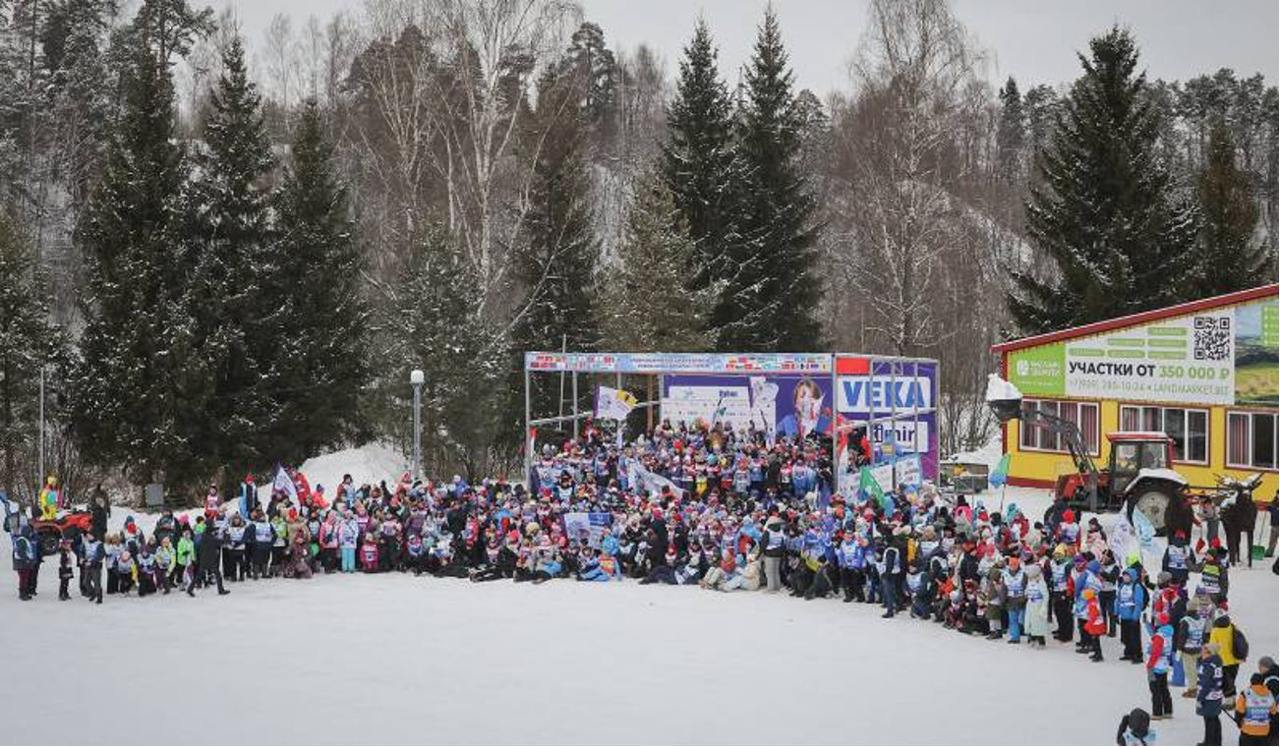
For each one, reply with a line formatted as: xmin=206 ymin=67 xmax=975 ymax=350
xmin=273 ymin=464 xmax=298 ymax=502
xmin=594 ymin=386 xmax=637 ymax=421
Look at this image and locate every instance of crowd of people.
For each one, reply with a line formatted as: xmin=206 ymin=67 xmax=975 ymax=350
xmin=8 ymin=418 xmax=1278 ymax=744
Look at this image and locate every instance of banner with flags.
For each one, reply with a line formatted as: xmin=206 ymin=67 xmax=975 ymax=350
xmin=594 ymin=385 xmax=638 ymax=421
xmin=988 ymin=453 xmax=1012 ymax=488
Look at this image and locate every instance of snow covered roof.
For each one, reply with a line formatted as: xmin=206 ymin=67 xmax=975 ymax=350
xmin=992 ymin=284 xmax=1278 ymax=354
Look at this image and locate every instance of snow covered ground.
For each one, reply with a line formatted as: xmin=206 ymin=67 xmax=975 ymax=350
xmin=1 ymin=442 xmax=1275 ymax=745
xmin=2 ymin=520 xmax=1275 ymax=744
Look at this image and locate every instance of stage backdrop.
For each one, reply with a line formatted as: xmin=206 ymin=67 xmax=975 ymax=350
xmin=660 ymin=374 xmax=834 ymax=442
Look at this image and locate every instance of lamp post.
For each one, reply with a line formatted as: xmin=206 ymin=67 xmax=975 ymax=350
xmin=410 ymin=369 xmax=424 ymax=479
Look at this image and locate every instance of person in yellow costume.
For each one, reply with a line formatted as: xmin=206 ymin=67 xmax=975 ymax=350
xmin=39 ymin=476 xmax=61 ymax=520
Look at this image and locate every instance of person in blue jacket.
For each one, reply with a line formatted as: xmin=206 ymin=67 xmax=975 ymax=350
xmin=11 ymin=519 xmax=38 ymax=600
xmin=1115 ymin=567 xmax=1147 ymax=662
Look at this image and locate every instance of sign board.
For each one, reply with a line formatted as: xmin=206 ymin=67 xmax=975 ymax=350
xmin=1008 ymin=297 xmax=1279 ymax=407
xmin=661 ymin=374 xmax=832 ymax=441
xmin=526 ymin=351 xmax=832 ymax=375
xmin=835 ymin=356 xmax=939 ymax=483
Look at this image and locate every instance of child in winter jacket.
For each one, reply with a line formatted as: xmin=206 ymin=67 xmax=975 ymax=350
xmin=155 ymin=537 xmax=176 ymax=594
xmin=1115 ymin=568 xmax=1147 ymax=662
xmin=359 ymin=535 xmax=380 ymax=573
xmin=176 ymin=529 xmax=196 ymax=589
xmin=338 ymin=515 xmax=359 ymax=573
xmin=1082 ymin=587 xmax=1106 ymax=661
xmin=1023 ymin=564 xmax=1050 ymax=647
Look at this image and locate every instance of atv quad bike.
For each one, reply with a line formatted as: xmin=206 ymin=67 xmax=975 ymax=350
xmin=1 ymin=489 xmax=93 ymax=555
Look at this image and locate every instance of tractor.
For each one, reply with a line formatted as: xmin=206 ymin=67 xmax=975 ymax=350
xmin=985 ymin=376 xmax=1188 ymax=533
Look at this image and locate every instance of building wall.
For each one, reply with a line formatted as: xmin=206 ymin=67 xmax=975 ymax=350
xmin=1004 ymin=397 xmax=1278 ymax=502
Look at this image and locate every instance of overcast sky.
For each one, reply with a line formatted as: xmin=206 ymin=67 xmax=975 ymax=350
xmin=211 ymin=0 xmax=1278 ymax=94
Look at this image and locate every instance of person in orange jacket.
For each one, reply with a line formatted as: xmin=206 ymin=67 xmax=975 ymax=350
xmin=1082 ymin=587 xmax=1106 ymax=662
xmin=1234 ymin=672 xmax=1277 ymax=745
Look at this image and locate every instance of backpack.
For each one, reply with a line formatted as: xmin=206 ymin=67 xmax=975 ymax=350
xmin=1232 ymin=626 xmax=1249 ymax=661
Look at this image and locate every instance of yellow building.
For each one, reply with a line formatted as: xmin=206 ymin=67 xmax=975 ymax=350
xmin=993 ymin=284 xmax=1278 ymax=501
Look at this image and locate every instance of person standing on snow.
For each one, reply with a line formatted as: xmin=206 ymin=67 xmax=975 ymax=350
xmin=188 ymin=519 xmax=229 ymax=596
xmin=1196 ymin=642 xmax=1225 ymax=746
xmin=1147 ymin=612 xmax=1176 ymax=720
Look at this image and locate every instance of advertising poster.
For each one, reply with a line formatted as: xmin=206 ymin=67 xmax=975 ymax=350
xmin=660 ymin=374 xmax=833 ymax=442
xmin=1007 ymin=296 xmax=1280 ymax=407
xmin=835 ymin=356 xmax=939 ymax=484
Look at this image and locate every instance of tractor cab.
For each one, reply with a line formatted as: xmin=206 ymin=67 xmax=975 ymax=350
xmin=1106 ymin=432 xmax=1175 ymax=496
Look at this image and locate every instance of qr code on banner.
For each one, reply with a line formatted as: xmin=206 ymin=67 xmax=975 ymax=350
xmin=1193 ymin=316 xmax=1232 ymax=361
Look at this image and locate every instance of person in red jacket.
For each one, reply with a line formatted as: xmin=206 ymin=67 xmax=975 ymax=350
xmin=1083 ymin=587 xmax=1106 ymax=662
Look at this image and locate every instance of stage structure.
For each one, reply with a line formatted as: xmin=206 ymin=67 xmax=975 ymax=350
xmin=523 ymin=352 xmax=940 ymax=495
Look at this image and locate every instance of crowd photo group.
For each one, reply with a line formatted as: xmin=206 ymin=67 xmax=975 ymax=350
xmin=8 ymin=416 xmax=1279 ymax=745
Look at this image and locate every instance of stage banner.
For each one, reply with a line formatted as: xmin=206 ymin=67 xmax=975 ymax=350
xmin=660 ymin=373 xmax=833 ymax=441
xmin=835 ymin=356 xmax=939 ymax=482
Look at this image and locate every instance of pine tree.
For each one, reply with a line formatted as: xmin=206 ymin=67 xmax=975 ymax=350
xmin=265 ymin=99 xmax=370 ymax=465
xmin=559 ymin=22 xmax=617 ymax=151
xmin=0 ymin=209 xmax=66 ymax=500
xmin=1191 ymin=120 xmax=1274 ymax=297
xmin=598 ymin=171 xmax=710 ymax=352
xmin=72 ymin=40 xmax=213 ymax=487
xmin=1009 ymin=27 xmax=1197 ymax=333
xmin=185 ymin=36 xmax=275 ymax=473
xmin=725 ymin=8 xmax=822 ymax=351
xmin=662 ymin=19 xmax=741 ymax=343
xmin=995 ymin=77 xmax=1025 ymax=183
xmin=510 ymin=65 xmax=600 ymax=430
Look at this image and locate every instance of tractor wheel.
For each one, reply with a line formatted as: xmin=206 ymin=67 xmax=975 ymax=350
xmin=1128 ymin=486 xmax=1175 ymax=536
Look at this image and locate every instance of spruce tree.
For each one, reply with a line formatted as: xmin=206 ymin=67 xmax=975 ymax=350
xmin=385 ymin=226 xmax=507 ymax=475
xmin=0 ymin=209 xmax=66 ymax=500
xmin=598 ymin=171 xmax=710 ymax=352
xmin=1191 ymin=120 xmax=1274 ymax=297
xmin=726 ymin=8 xmax=821 ymax=351
xmin=995 ymin=77 xmax=1025 ymax=183
xmin=662 ymin=19 xmax=740 ymax=344
xmin=185 ymin=36 xmax=275 ymax=473
xmin=72 ymin=41 xmax=213 ymax=487
xmin=1009 ymin=27 xmax=1197 ymax=333
xmin=265 ymin=99 xmax=370 ymax=464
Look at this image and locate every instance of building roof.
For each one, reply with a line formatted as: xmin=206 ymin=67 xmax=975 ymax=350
xmin=993 ymin=284 xmax=1279 ymax=354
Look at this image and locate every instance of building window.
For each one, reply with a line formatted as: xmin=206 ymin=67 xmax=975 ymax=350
xmin=1227 ymin=411 xmax=1277 ymax=470
xmin=1019 ymin=399 xmax=1099 ymax=456
xmin=1119 ymin=405 xmax=1209 ymax=464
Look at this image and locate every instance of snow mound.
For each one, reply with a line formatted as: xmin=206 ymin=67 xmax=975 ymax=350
xmin=297 ymin=442 xmax=408 ymax=494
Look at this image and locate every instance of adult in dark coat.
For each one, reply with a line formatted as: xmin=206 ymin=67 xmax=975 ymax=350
xmin=188 ymin=525 xmax=229 ymax=596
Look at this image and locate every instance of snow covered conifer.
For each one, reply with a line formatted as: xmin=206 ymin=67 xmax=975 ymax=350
xmin=185 ymin=35 xmax=275 ymax=473
xmin=598 ymin=170 xmax=710 ymax=353
xmin=725 ymin=8 xmax=822 ymax=352
xmin=1009 ymin=27 xmax=1197 ymax=334
xmin=72 ymin=40 xmax=213 ymax=487
xmin=264 ymin=99 xmax=370 ymax=464
xmin=0 ymin=210 xmax=67 ymax=499
xmin=1189 ymin=120 xmax=1274 ymax=297
xmin=662 ymin=19 xmax=742 ymax=347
